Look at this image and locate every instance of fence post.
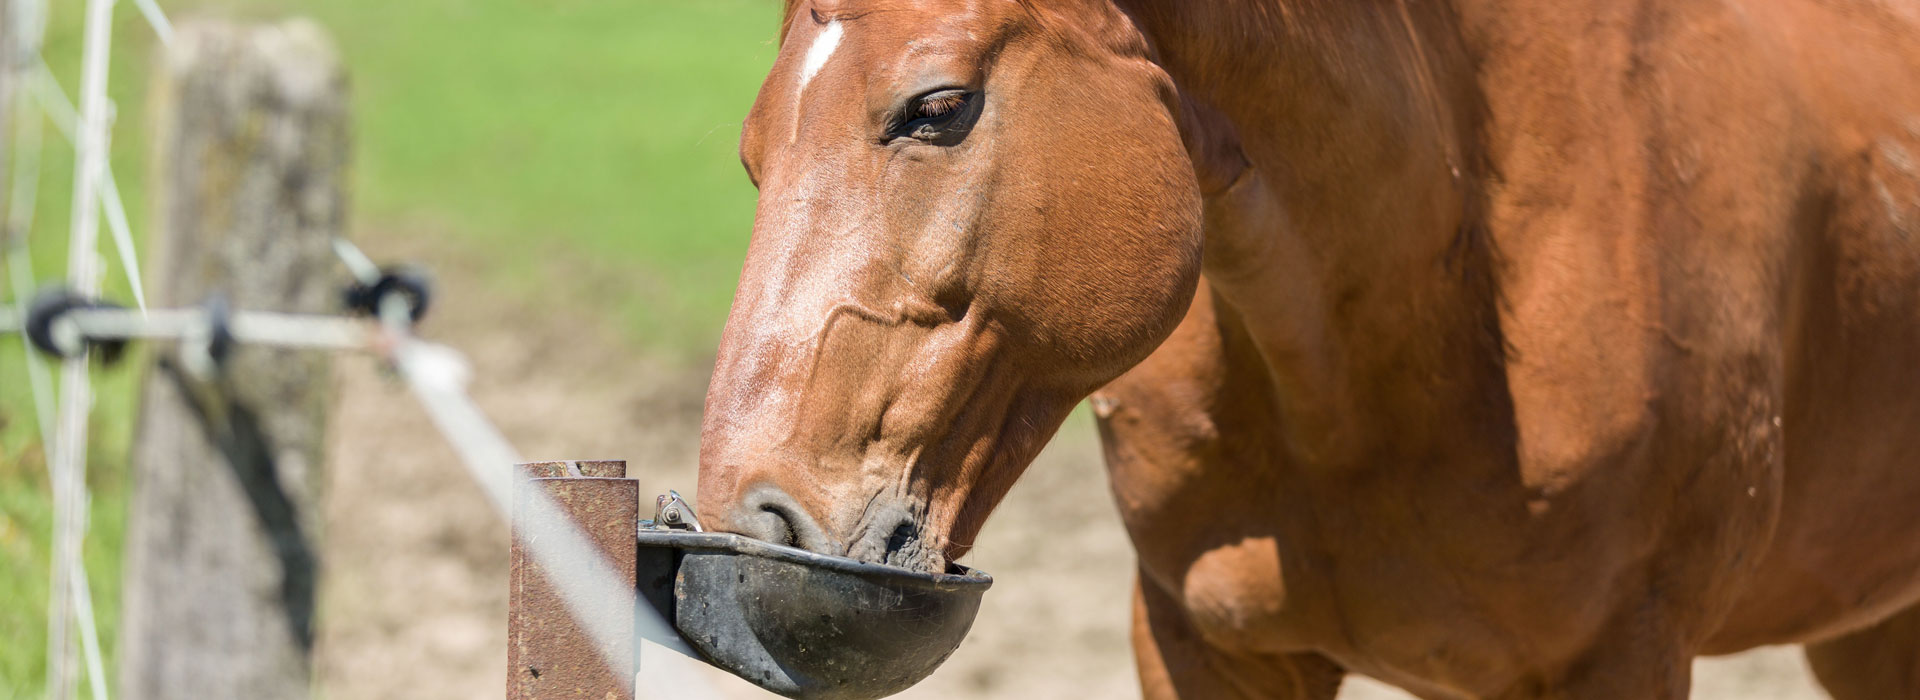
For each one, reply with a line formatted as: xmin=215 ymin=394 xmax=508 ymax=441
xmin=118 ymin=19 xmax=347 ymax=699
xmin=509 ymin=460 xmax=641 ymax=700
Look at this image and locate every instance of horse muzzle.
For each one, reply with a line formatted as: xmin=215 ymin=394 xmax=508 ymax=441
xmin=638 ymin=493 xmax=992 ymax=699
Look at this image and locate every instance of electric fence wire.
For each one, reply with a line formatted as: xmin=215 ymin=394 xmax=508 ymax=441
xmin=8 ymin=243 xmax=722 ymax=697
xmin=42 ymin=0 xmax=122 ymax=695
xmin=3 ymin=0 xmax=721 ymax=694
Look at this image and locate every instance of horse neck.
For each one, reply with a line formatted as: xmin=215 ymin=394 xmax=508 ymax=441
xmin=1119 ymin=0 xmax=1516 ymax=466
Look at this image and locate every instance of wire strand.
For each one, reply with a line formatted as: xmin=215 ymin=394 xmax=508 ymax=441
xmin=131 ymin=0 xmax=174 ymax=47
xmin=45 ymin=1 xmax=120 ymax=696
xmin=31 ymin=56 xmax=147 ymax=312
xmin=71 ymin=548 xmax=109 ymax=700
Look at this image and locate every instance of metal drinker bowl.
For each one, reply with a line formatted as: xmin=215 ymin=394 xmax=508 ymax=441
xmin=637 ymin=497 xmax=992 ymax=700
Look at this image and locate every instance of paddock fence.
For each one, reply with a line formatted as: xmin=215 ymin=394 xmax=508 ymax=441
xmin=0 ymin=3 xmax=712 ymax=698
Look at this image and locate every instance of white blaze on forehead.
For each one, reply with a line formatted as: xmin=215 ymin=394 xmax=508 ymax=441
xmin=797 ymin=21 xmax=845 ymax=94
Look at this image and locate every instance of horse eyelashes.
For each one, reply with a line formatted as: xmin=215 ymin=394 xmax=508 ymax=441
xmin=886 ymin=90 xmax=978 ymax=145
xmin=916 ymin=93 xmax=968 ymax=119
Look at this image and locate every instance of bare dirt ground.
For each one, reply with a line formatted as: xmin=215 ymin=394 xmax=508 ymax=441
xmin=311 ymin=241 xmax=1832 ymax=700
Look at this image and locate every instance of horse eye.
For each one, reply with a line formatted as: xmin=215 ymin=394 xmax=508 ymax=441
xmin=915 ymin=92 xmax=968 ymax=119
xmin=889 ymin=89 xmax=978 ymax=144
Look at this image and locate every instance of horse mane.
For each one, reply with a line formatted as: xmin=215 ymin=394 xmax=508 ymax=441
xmin=774 ymin=0 xmax=1147 ymax=60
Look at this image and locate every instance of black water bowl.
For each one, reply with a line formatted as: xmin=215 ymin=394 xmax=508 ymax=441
xmin=636 ymin=530 xmax=992 ymax=700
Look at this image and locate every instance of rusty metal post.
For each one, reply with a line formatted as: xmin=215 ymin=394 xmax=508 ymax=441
xmin=509 ymin=460 xmax=640 ymax=700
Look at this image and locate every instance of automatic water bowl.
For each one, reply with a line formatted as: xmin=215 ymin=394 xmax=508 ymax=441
xmin=637 ymin=493 xmax=993 ymax=700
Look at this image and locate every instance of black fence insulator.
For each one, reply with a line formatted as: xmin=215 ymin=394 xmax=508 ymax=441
xmin=26 ymin=287 xmax=130 ymax=363
xmin=203 ymin=296 xmax=237 ymax=366
xmin=341 ymin=266 xmax=432 ymax=324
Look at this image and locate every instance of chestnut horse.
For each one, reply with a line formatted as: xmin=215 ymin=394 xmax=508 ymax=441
xmin=697 ymin=0 xmax=1920 ymax=697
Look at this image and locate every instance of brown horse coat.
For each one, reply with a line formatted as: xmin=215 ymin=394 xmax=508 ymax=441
xmin=699 ymin=1 xmax=1920 ymax=697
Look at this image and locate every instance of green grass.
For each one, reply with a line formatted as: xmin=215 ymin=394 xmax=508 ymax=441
xmin=1 ymin=1 xmax=780 ymax=694
xmin=231 ymin=0 xmax=779 ymax=348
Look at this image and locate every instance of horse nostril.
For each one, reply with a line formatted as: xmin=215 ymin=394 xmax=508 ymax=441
xmin=757 ymin=503 xmax=797 ymax=547
xmin=846 ymin=507 xmax=928 ymax=568
xmin=736 ymin=486 xmax=827 ymax=552
xmin=884 ymin=520 xmax=917 ymax=556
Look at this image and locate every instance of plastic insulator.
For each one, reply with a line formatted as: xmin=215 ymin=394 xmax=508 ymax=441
xmin=342 ymin=266 xmax=432 ymax=324
xmin=203 ymin=296 xmax=236 ymax=366
xmin=25 ymin=287 xmax=129 ymax=363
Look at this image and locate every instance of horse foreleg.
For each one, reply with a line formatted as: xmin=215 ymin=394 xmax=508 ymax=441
xmin=1132 ymin=570 xmax=1345 ymax=700
xmin=1806 ymin=602 xmax=1920 ymax=699
xmin=1482 ymin=609 xmax=1694 ymax=700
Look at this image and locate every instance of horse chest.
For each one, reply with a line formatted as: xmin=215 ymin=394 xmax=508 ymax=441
xmin=1105 ymin=421 xmax=1652 ymax=694
xmin=1098 ymin=357 xmax=1673 ymax=690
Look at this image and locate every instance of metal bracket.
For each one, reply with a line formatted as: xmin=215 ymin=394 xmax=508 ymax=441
xmin=643 ymin=490 xmax=703 ymax=532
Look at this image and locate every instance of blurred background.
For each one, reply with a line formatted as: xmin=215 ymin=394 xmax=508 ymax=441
xmin=0 ymin=1 xmax=1836 ymax=698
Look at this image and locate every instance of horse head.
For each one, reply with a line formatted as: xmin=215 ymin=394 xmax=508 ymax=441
xmin=697 ymin=0 xmax=1200 ymax=573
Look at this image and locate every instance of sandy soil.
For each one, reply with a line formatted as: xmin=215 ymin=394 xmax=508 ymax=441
xmin=310 ymin=244 xmax=1831 ymax=700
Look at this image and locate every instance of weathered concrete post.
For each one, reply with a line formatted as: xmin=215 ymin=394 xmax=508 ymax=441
xmin=119 ymin=19 xmax=347 ymax=700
